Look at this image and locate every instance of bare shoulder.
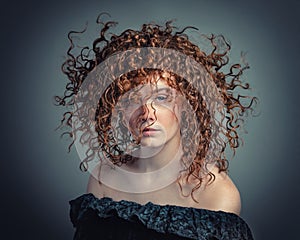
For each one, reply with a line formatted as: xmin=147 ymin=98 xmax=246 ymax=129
xmin=86 ymin=172 xmax=106 ymax=199
xmin=201 ymin=167 xmax=241 ymax=215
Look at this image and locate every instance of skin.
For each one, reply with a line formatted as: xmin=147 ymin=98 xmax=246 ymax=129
xmin=87 ymin=78 xmax=241 ymax=215
xmin=87 ymin=166 xmax=241 ymax=215
xmin=118 ymin=79 xmax=182 ymax=171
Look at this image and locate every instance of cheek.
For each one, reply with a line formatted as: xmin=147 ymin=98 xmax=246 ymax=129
xmin=157 ymin=109 xmax=179 ymax=127
xmin=173 ymin=104 xmax=181 ymax=123
xmin=126 ymin=107 xmax=144 ymax=133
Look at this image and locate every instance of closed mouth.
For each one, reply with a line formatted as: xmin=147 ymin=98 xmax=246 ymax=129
xmin=142 ymin=127 xmax=159 ymax=132
xmin=141 ymin=127 xmax=161 ymax=136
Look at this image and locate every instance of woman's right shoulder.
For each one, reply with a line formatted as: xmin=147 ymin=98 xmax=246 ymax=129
xmin=87 ymin=174 xmax=106 ymax=199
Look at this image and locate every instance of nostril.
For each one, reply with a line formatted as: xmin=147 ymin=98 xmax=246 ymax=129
xmin=134 ymin=104 xmax=156 ymax=124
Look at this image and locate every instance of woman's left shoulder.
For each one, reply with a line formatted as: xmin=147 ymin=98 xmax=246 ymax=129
xmin=201 ymin=167 xmax=241 ymax=215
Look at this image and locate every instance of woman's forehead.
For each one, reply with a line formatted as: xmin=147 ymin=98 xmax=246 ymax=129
xmin=132 ymin=79 xmax=176 ymax=95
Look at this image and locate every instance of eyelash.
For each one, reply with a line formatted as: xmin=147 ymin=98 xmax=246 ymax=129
xmin=155 ymin=95 xmax=168 ymax=101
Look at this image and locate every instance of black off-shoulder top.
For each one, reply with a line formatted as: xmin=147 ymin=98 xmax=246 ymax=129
xmin=70 ymin=194 xmax=254 ymax=240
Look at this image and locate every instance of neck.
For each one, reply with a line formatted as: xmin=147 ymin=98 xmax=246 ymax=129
xmin=97 ymin=130 xmax=184 ymax=193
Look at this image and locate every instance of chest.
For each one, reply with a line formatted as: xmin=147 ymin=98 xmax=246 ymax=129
xmin=100 ymin=181 xmax=208 ymax=209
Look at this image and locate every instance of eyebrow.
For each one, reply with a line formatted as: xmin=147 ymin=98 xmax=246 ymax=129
xmin=153 ymin=87 xmax=172 ymax=92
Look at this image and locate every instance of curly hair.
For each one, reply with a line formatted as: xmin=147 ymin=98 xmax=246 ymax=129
xmin=55 ymin=14 xmax=257 ymax=201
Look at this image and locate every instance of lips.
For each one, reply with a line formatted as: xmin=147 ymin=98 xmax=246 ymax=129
xmin=142 ymin=127 xmax=160 ymax=136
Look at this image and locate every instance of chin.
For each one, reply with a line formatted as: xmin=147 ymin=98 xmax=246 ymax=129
xmin=140 ymin=141 xmax=165 ymax=149
xmin=130 ymin=144 xmax=165 ymax=158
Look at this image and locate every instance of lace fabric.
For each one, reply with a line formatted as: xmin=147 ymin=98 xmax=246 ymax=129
xmin=70 ymin=193 xmax=254 ymax=240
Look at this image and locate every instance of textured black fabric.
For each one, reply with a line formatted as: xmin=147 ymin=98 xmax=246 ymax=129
xmin=70 ymin=194 xmax=254 ymax=240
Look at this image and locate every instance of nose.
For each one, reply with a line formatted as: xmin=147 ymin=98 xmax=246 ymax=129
xmin=140 ymin=102 xmax=156 ymax=123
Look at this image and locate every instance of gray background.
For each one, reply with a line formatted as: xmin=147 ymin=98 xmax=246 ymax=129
xmin=1 ymin=0 xmax=299 ymax=239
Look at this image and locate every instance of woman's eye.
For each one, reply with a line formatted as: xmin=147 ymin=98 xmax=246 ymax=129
xmin=155 ymin=95 xmax=168 ymax=101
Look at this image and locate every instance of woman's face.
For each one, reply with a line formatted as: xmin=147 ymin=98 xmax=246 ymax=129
xmin=119 ymin=79 xmax=182 ymax=149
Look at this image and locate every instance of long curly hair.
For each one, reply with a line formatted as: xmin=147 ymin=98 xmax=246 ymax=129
xmin=55 ymin=14 xmax=257 ymax=201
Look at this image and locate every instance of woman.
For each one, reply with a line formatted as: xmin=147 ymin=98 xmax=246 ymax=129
xmin=56 ymin=14 xmax=256 ymax=239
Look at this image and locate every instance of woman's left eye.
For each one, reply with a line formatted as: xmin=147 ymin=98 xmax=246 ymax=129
xmin=156 ymin=95 xmax=167 ymax=101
